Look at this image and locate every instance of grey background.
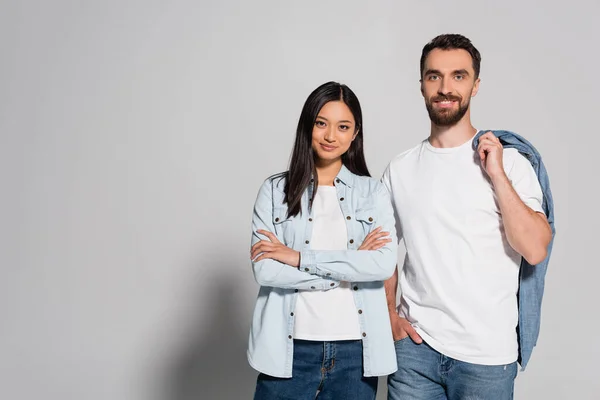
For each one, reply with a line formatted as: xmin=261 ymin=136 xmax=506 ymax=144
xmin=0 ymin=0 xmax=596 ymax=399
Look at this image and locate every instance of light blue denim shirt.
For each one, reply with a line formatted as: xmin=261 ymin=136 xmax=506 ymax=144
xmin=247 ymin=165 xmax=398 ymax=378
xmin=473 ymin=130 xmax=556 ymax=370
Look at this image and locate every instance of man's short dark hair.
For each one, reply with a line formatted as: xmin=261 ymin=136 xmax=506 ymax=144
xmin=420 ymin=34 xmax=481 ymax=79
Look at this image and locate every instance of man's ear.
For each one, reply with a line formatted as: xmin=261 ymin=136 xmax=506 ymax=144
xmin=471 ymin=77 xmax=481 ymax=97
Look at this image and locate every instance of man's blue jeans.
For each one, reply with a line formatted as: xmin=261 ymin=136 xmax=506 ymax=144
xmin=388 ymin=337 xmax=517 ymax=400
xmin=254 ymin=339 xmax=378 ymax=400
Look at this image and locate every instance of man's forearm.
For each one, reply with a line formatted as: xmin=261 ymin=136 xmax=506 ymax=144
xmin=492 ymin=175 xmax=552 ymax=265
xmin=384 ymin=265 xmax=399 ymax=314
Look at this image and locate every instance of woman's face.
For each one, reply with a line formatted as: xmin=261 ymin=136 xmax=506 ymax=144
xmin=311 ymin=101 xmax=357 ymax=165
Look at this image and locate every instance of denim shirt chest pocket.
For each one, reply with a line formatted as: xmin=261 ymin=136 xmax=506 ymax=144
xmin=272 ymin=206 xmax=296 ymax=246
xmin=353 ymin=203 xmax=378 ymax=244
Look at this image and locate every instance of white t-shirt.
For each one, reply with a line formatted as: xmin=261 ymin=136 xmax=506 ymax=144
xmin=294 ymin=186 xmax=362 ymax=341
xmin=382 ymin=135 xmax=544 ymax=365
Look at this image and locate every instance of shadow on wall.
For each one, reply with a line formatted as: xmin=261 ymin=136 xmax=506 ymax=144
xmin=158 ymin=266 xmax=390 ymax=400
xmin=162 ymin=274 xmax=257 ymax=400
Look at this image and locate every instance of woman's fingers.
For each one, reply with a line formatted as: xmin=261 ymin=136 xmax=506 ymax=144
xmin=362 ymin=237 xmax=392 ymax=251
xmin=251 ymin=240 xmax=268 ymax=254
xmin=370 ymin=238 xmax=392 ymax=250
xmin=251 ymin=241 xmax=276 ymax=260
xmin=254 ymin=252 xmax=273 ymax=263
xmin=250 ymin=240 xmax=276 ymax=252
xmin=360 ymin=227 xmax=391 ymax=250
xmin=365 ymin=226 xmax=383 ymax=239
xmin=358 ymin=227 xmax=382 ymax=249
xmin=257 ymin=229 xmax=281 ymax=244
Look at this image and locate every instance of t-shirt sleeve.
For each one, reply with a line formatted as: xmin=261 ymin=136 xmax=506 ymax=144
xmin=506 ymin=151 xmax=544 ymax=214
xmin=381 ymin=164 xmax=403 ymax=242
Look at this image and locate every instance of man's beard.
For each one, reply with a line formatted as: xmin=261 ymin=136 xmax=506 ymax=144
xmin=425 ymin=95 xmax=470 ymax=126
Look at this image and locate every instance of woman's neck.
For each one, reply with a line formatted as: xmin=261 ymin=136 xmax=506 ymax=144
xmin=315 ymin=159 xmax=343 ymax=186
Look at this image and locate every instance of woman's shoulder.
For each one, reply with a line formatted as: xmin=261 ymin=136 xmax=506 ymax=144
xmin=263 ymin=171 xmax=287 ymax=188
xmin=253 ymin=172 xmax=288 ymax=207
xmin=256 ymin=171 xmax=288 ymax=194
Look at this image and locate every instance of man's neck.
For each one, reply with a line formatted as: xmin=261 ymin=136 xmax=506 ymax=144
xmin=429 ymin=117 xmax=477 ymax=148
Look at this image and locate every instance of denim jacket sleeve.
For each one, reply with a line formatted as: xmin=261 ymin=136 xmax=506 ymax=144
xmin=299 ymin=183 xmax=398 ymax=282
xmin=251 ymin=178 xmax=341 ymax=290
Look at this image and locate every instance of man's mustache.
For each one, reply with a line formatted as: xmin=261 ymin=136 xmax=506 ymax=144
xmin=431 ymin=95 xmax=462 ymax=102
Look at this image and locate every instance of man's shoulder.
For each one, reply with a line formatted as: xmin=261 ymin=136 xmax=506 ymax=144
xmin=503 ymin=148 xmax=535 ymax=177
xmin=386 ymin=140 xmax=426 ymax=170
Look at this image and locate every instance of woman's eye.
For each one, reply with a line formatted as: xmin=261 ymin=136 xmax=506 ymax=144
xmin=339 ymin=125 xmax=350 ymax=131
xmin=315 ymin=121 xmax=326 ymax=127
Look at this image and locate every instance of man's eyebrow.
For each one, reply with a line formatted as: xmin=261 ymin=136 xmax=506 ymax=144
xmin=424 ymin=69 xmax=471 ymax=76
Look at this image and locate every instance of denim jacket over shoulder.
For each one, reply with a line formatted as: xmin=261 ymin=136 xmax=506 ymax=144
xmin=473 ymin=130 xmax=556 ymax=370
xmin=247 ymin=165 xmax=398 ymax=378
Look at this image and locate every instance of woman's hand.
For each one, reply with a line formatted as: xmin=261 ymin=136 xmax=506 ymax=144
xmin=251 ymin=230 xmax=301 ymax=267
xmin=358 ymin=226 xmax=391 ymax=251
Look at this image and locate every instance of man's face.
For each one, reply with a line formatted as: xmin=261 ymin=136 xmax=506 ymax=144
xmin=421 ymin=48 xmax=480 ymax=126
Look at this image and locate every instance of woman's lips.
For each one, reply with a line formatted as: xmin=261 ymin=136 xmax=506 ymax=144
xmin=320 ymin=143 xmax=337 ymax=152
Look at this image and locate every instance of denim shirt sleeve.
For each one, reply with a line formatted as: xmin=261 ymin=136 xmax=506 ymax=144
xmin=251 ymin=178 xmax=341 ymax=290
xmin=299 ymin=183 xmax=398 ymax=282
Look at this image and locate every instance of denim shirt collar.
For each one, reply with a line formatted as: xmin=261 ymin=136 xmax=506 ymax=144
xmin=334 ymin=164 xmax=354 ymax=188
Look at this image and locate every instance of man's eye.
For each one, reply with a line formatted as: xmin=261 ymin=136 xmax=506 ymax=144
xmin=455 ymin=75 xmax=464 ymax=80
xmin=428 ymin=75 xmax=439 ymax=81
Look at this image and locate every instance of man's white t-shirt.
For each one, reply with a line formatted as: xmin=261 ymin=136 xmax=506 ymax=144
xmin=381 ymin=135 xmax=544 ymax=365
xmin=294 ymin=186 xmax=362 ymax=340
